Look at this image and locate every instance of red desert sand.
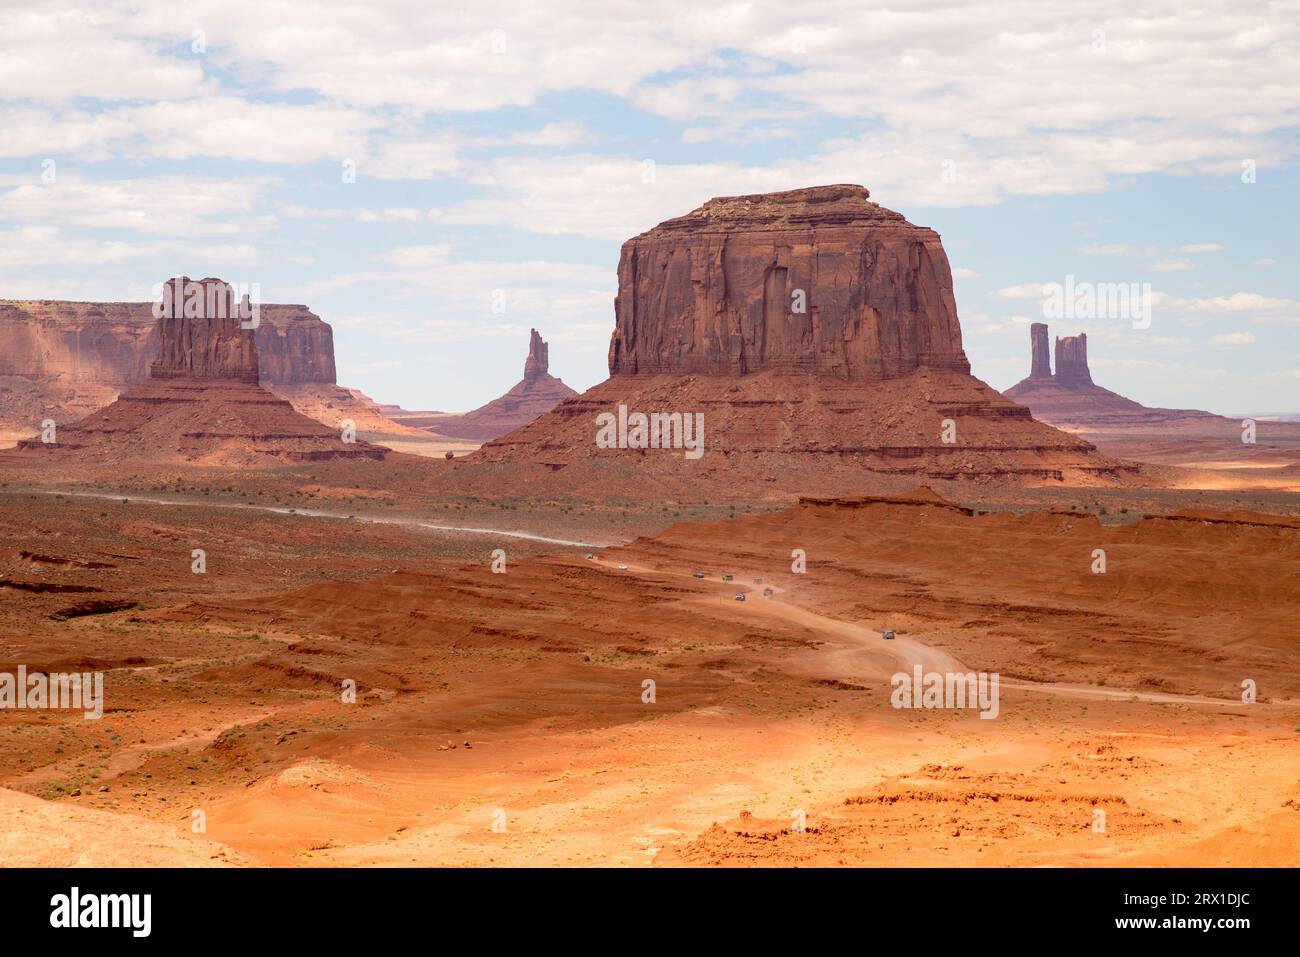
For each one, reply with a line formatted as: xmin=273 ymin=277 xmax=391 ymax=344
xmin=0 ymin=189 xmax=1296 ymax=868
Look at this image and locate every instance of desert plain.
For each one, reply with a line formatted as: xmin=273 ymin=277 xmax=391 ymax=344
xmin=0 ymin=467 xmax=1296 ymax=868
xmin=0 ymin=187 xmax=1296 ymax=869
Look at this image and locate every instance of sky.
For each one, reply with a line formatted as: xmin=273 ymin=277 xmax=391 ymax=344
xmin=0 ymin=0 xmax=1297 ymax=414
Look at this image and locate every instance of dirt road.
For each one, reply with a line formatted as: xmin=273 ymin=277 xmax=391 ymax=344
xmin=593 ymin=557 xmax=1262 ymax=709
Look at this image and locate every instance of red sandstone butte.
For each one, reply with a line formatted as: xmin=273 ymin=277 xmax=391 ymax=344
xmin=1029 ymin=322 xmax=1052 ymax=380
xmin=608 ymin=184 xmax=970 ymax=380
xmin=415 ymin=329 xmax=577 ymax=441
xmin=469 ymin=186 xmax=1135 ymax=492
xmin=1004 ymin=323 xmax=1224 ymax=430
xmin=150 ymin=277 xmax=260 ymax=383
xmin=14 ymin=277 xmax=387 ymax=465
xmin=0 ymin=287 xmax=408 ymax=441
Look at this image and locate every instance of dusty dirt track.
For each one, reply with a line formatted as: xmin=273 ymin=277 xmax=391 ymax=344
xmin=0 ymin=485 xmax=1296 ymax=867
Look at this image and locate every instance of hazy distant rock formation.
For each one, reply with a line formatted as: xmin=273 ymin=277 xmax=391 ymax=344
xmin=1029 ymin=322 xmax=1051 ymax=380
xmin=608 ymin=184 xmax=971 ymax=380
xmin=1052 ymin=332 xmax=1093 ymax=389
xmin=14 ymin=277 xmax=387 ymax=465
xmin=415 ymin=329 xmax=578 ymax=442
xmin=523 ymin=328 xmax=550 ymax=380
xmin=1005 ymin=323 xmax=1219 ymax=429
xmin=462 ymin=186 xmax=1134 ymax=492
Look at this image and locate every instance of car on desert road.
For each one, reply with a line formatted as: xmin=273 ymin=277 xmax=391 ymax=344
xmin=617 ymin=564 xmax=629 ymax=571
xmin=692 ymin=571 xmax=705 ymax=578
xmin=882 ymin=629 xmax=896 ymax=640
xmin=734 ymin=593 xmax=746 ymax=601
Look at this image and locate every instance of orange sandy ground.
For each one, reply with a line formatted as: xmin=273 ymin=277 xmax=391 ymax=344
xmin=0 ymin=489 xmax=1296 ymax=867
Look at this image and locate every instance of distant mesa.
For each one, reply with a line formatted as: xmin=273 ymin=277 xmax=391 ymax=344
xmin=0 ymin=285 xmax=412 ymax=444
xmin=14 ymin=277 xmax=388 ymax=465
xmin=463 ymin=185 xmax=1135 ymax=492
xmin=394 ymin=329 xmax=577 ymax=442
xmin=1004 ymin=322 xmax=1220 ymax=430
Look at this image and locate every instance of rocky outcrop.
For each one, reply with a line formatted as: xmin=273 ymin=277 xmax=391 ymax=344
xmin=608 ymin=184 xmax=971 ymax=380
xmin=1053 ymin=333 xmax=1092 ymax=388
xmin=250 ymin=306 xmax=337 ymax=384
xmin=523 ymin=328 xmax=549 ymax=381
xmin=422 ymin=329 xmax=578 ymax=441
xmin=13 ymin=277 xmax=387 ymax=465
xmin=0 ymin=301 xmax=156 ymax=387
xmin=1029 ymin=322 xmax=1051 ymax=379
xmin=460 ymin=186 xmax=1137 ymax=493
xmin=0 ymin=294 xmax=347 ymax=441
xmin=1005 ymin=323 xmax=1221 ymax=430
xmin=0 ymin=297 xmax=336 ymax=386
xmin=150 ymin=277 xmax=259 ymax=382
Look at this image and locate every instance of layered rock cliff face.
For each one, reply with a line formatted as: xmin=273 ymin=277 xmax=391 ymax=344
xmin=150 ymin=277 xmax=260 ymax=382
xmin=420 ymin=329 xmax=578 ymax=441
xmin=0 ymin=294 xmax=347 ymax=442
xmin=14 ymin=278 xmax=386 ymax=465
xmin=608 ymin=185 xmax=971 ymax=380
xmin=463 ymin=186 xmax=1137 ymax=492
xmin=253 ymin=306 xmax=337 ymax=384
xmin=0 ymin=297 xmax=336 ymax=385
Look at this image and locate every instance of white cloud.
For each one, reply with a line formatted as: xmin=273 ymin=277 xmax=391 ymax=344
xmin=0 ymin=1 xmax=1293 ymax=213
xmin=0 ymin=4 xmax=210 ymax=103
xmin=292 ymin=256 xmax=614 ymax=333
xmin=1081 ymin=243 xmax=1154 ymax=257
xmin=1211 ymin=331 xmax=1257 ymax=345
xmin=382 ymin=244 xmax=455 ymax=268
xmin=1174 ymin=243 xmax=1224 ymax=253
xmin=0 ymin=224 xmax=260 ymax=271
xmin=990 ymin=283 xmax=1049 ymax=300
xmin=1178 ymin=292 xmax=1298 ymax=313
xmin=0 ymin=174 xmax=278 ymax=236
xmin=1152 ymin=258 xmax=1194 ymax=272
xmin=0 ymin=100 xmax=376 ymax=164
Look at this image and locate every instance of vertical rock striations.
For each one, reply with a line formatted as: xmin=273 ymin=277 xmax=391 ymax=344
xmin=466 ymin=186 xmax=1135 ymax=493
xmin=1029 ymin=322 xmax=1052 ymax=379
xmin=608 ymin=185 xmax=971 ymax=380
xmin=0 ymin=294 xmax=343 ymax=438
xmin=149 ymin=277 xmax=260 ymax=383
xmin=1053 ymin=333 xmax=1092 ymax=388
xmin=13 ymin=277 xmax=387 ymax=464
